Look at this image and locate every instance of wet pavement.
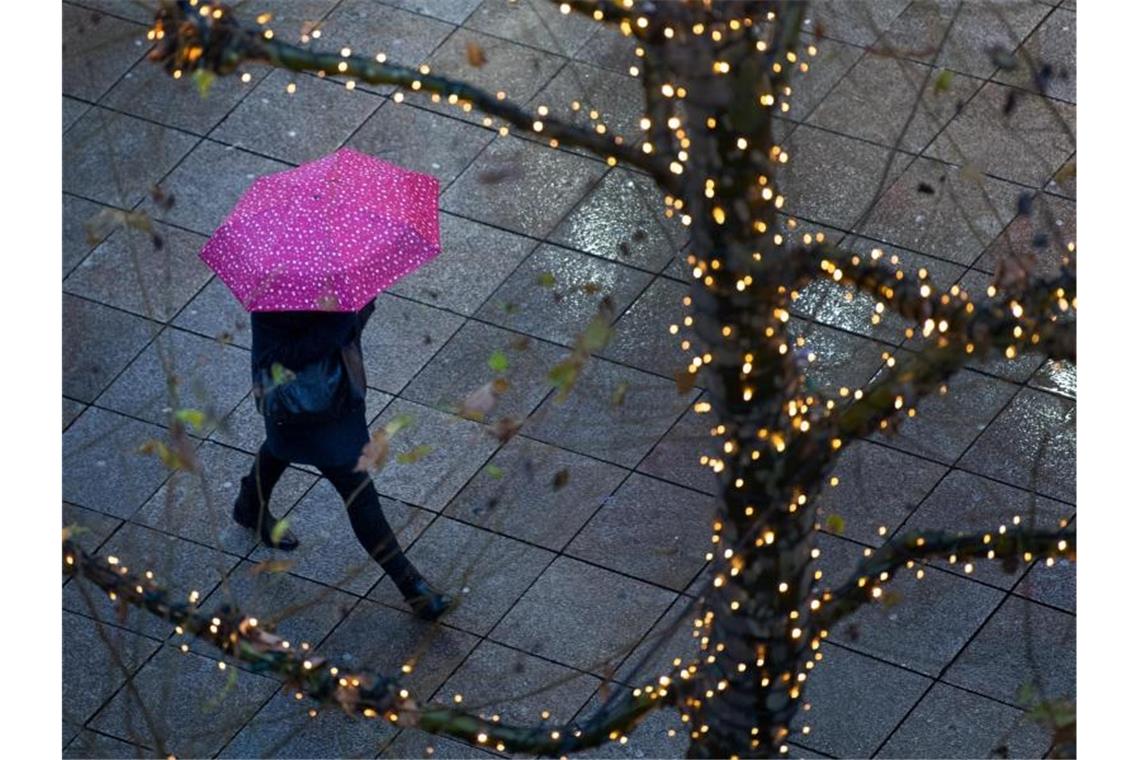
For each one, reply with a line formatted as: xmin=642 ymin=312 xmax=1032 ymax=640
xmin=62 ymin=1 xmax=1076 ymax=757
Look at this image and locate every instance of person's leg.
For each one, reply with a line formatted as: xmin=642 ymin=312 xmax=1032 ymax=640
xmin=234 ymin=443 xmax=298 ymax=550
xmin=318 ymin=465 xmax=420 ymax=594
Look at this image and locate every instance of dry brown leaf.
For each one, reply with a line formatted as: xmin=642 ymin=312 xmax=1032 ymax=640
xmin=466 ymin=40 xmax=487 ymax=68
xmin=354 ymin=430 xmax=390 ymax=473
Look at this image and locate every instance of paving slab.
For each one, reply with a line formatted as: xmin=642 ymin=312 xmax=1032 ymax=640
xmin=62 ymin=294 xmax=158 ymax=403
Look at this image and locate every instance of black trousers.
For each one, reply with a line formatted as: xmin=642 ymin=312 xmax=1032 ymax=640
xmin=248 ymin=442 xmax=418 ymax=594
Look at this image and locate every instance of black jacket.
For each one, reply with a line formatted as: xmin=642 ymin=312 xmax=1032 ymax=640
xmin=250 ymin=299 xmax=376 ymax=469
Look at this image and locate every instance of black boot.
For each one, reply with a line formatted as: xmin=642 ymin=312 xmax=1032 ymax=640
xmin=232 ymin=475 xmax=299 ymax=551
xmin=401 ymin=576 xmax=454 ymax=622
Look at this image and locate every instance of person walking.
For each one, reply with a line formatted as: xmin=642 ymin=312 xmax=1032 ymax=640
xmin=198 ymin=147 xmax=451 ymax=622
xmin=232 ymin=298 xmax=453 ymax=622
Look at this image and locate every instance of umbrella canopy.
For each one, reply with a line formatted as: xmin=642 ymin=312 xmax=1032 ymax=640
xmin=200 ymin=147 xmax=441 ymax=312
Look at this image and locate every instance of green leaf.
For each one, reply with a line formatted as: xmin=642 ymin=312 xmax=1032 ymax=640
xmin=485 ymin=464 xmax=505 ymax=479
xmin=580 ymin=314 xmax=613 ymax=353
xmin=824 ymin=514 xmax=845 ymax=535
xmin=193 ymin=68 xmax=217 ymax=98
xmin=933 ymin=68 xmax=954 ymax=94
xmin=269 ymin=362 xmax=294 ymax=387
xmin=547 ymin=360 xmax=579 ymax=395
xmin=269 ymin=518 xmax=291 ymax=546
xmin=487 ymin=350 xmax=509 ymax=373
xmin=384 ymin=413 xmax=415 ymax=437
xmin=397 ymin=444 xmax=434 ymax=464
xmin=174 ymin=408 xmax=206 ymax=431
xmin=536 ymin=271 xmax=557 ymax=288
xmin=611 ymin=380 xmax=630 ymax=407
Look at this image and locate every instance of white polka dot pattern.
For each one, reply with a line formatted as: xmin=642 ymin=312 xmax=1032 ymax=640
xmin=199 ymin=147 xmax=442 ymax=312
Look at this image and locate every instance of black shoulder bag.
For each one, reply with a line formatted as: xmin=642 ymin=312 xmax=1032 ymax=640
xmin=254 ymin=340 xmax=367 ymax=427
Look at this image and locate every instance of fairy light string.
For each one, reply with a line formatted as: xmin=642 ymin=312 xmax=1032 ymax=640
xmin=91 ymin=1 xmax=1082 ymax=757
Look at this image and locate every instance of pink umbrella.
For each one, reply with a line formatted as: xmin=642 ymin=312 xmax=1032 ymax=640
xmin=200 ymin=147 xmax=441 ymax=312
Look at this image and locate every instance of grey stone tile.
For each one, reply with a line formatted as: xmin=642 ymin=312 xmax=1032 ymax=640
xmin=926 ymin=82 xmax=1076 ymax=187
xmin=65 ymin=522 xmax=241 ymax=639
xmin=69 ymin=0 xmax=159 ymax=24
xmin=974 ymin=192 xmax=1075 ymax=277
xmin=816 ymin=534 xmax=1004 ymax=677
xmin=899 ymin=469 xmax=1072 ymax=589
xmin=62 ymin=3 xmax=147 ymax=101
xmin=249 ymin=478 xmax=433 ymax=596
xmin=944 ymin=596 xmax=1075 ymax=704
xmin=574 ymin=690 xmax=690 ymax=759
xmin=370 ymin=517 xmax=555 ymax=635
xmin=62 ymin=407 xmax=172 ymax=518
xmin=568 ymin=474 xmax=715 ymax=591
xmin=403 ymin=320 xmax=565 ymax=420
xmin=231 ymin=0 xmax=341 ymax=38
xmin=637 ymin=397 xmax=720 ymax=496
xmin=144 ymin=139 xmax=291 ymax=235
xmin=101 ymin=57 xmax=268 ymax=135
xmin=358 ymin=294 xmax=466 ymax=394
xmin=600 ymin=276 xmax=689 ymax=377
xmin=63 ymin=96 xmax=91 ymax=133
xmin=879 ymin=0 xmax=1051 ymax=78
xmin=382 ymin=0 xmax=480 ymax=24
xmin=437 ymin=639 xmax=600 ymax=726
xmin=1029 ymin=359 xmax=1075 ymax=400
xmin=780 ymin=126 xmax=905 ymax=229
xmin=787 ymin=36 xmax=865 ymax=122
xmin=805 ymin=1 xmax=912 ymax=46
xmin=64 ymin=397 xmax=87 ymax=430
xmin=63 ymin=194 xmax=112 ymax=276
xmin=63 ymin=294 xmax=157 ymax=402
xmin=995 ymin=8 xmax=1076 ymax=104
xmin=476 ymin=244 xmax=652 ymax=347
xmin=319 ymin=0 xmax=456 ymax=86
xmin=206 ymin=560 xmax=358 ymax=657
xmin=613 ymin=594 xmax=700 ymax=686
xmin=878 ymin=682 xmax=1052 ymax=759
xmin=445 ymin=435 xmax=628 ymax=551
xmin=319 ymin=598 xmax=481 ymax=696
xmin=788 ymin=318 xmax=891 ymax=396
xmin=525 ymin=358 xmax=696 ymax=468
xmin=369 ymin=399 xmax=502 ymax=510
xmin=64 ymin=222 xmax=213 ymax=322
xmin=550 ymin=169 xmax=685 ymax=273
xmin=466 ymin=0 xmax=597 ymax=56
xmin=870 ymin=367 xmax=1018 ymax=465
xmin=1046 ymin=156 xmax=1076 ymax=199
xmin=96 ymin=327 xmax=252 ymax=431
xmin=527 ymin=62 xmax=645 ymax=149
xmin=348 ymin=102 xmax=495 ymax=186
xmin=791 ymin=643 xmax=931 ymax=758
xmin=807 ymin=55 xmax=984 ymax=153
xmin=417 ymin=29 xmax=565 ymax=123
xmin=859 ymin=157 xmax=1024 ymax=266
xmin=133 ymin=441 xmax=317 ymax=556
xmin=490 ymin=556 xmax=676 ymax=674
xmin=1015 ymin=556 xmax=1075 ymax=613
xmin=959 ymin=387 xmax=1075 ymax=503
xmin=89 ymin=646 xmax=280 ymax=757
xmin=63 ymin=106 xmax=200 ymax=208
xmin=172 ymin=277 xmax=252 ymax=349
xmin=64 ymin=729 xmax=149 ymax=759
xmin=63 ymin=502 xmax=124 ymax=556
xmin=816 ymin=440 xmax=947 ymax=546
xmin=211 ymin=69 xmax=383 ymax=165
xmin=386 ymin=212 xmax=538 ymax=315
xmin=574 ymin=23 xmax=639 ymax=75
xmin=220 ymin=688 xmax=397 ymax=759
xmin=62 ymin=610 xmax=160 ymax=740
xmin=381 ymin=729 xmax=496 ymax=758
xmin=443 ymin=135 xmax=606 ymax=237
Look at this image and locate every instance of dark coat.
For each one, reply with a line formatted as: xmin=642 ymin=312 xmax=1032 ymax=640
xmin=250 ymin=300 xmax=376 ymax=469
